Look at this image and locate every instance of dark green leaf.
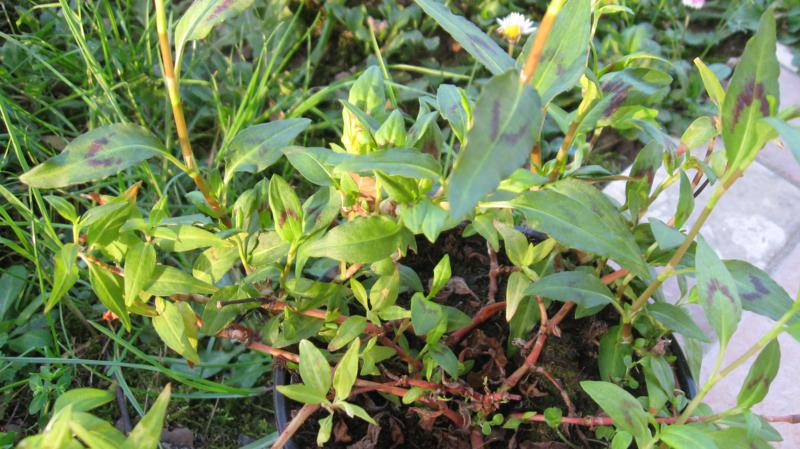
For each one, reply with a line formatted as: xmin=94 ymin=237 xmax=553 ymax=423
xmin=510 ymin=178 xmax=649 ymax=278
xmin=282 ymin=146 xmax=344 ymax=186
xmin=429 ymin=342 xmax=459 ymax=378
xmin=721 ymin=11 xmax=779 ymax=170
xmin=725 ymin=260 xmax=795 ymax=331
xmin=436 ymin=84 xmax=470 ymax=141
xmin=201 ymin=286 xmax=248 ymax=336
xmin=303 ymin=216 xmax=411 ymax=264
xmin=411 ymin=294 xmax=444 ymax=337
xmin=152 ymin=298 xmax=200 ymax=364
xmin=223 ymin=119 xmax=310 ymax=182
xmin=447 ymin=70 xmax=543 ymax=217
xmin=526 ymin=272 xmax=614 ymax=309
xmin=415 ymin=0 xmax=515 ymax=75
xmin=675 ymin=171 xmax=694 ymax=228
xmin=526 ymin=0 xmax=591 ymax=104
xmin=598 ymin=325 xmax=631 ymax=381
xmin=737 ymin=339 xmax=780 ymax=408
xmin=696 ymin=237 xmax=741 ymax=346
xmin=19 ymin=124 xmax=163 ymax=189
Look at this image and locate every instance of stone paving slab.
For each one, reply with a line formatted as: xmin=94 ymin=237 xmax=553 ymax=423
xmin=604 ymin=49 xmax=800 ymax=447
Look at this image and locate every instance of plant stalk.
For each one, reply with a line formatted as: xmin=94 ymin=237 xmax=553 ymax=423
xmin=272 ymin=403 xmax=321 ymax=449
xmin=520 ymin=0 xmax=565 ymax=85
xmin=153 ymin=0 xmax=230 ymax=226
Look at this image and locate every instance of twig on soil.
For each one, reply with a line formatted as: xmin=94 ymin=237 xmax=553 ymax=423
xmin=273 ymin=403 xmax=321 ymax=449
xmin=445 ymin=301 xmax=506 ymax=346
xmin=532 ymin=367 xmax=575 ymax=418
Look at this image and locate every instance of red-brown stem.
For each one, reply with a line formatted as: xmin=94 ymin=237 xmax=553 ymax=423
xmin=261 ymin=300 xmax=384 ymax=336
xmin=272 ymin=403 xmax=321 ymax=449
xmin=445 ymin=301 xmax=506 ymax=346
xmin=519 ymin=0 xmax=565 ymax=84
xmin=470 ymin=429 xmax=485 ymax=448
xmin=533 ymin=367 xmax=575 ymax=417
xmin=352 ymin=380 xmax=465 ymax=427
xmin=379 ymin=335 xmax=422 ymax=371
xmin=600 ymin=268 xmax=629 ymax=285
xmin=487 ymin=244 xmax=500 ymax=303
xmin=510 ymin=413 xmax=800 ymax=427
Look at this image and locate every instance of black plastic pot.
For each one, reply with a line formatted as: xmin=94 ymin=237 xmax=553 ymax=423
xmin=272 ymin=337 xmax=697 ymax=447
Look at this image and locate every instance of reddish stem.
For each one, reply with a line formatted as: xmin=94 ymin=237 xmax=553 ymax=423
xmin=445 ymin=301 xmax=506 ymax=346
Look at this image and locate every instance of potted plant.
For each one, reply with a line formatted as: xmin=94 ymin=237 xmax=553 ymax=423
xmin=16 ymin=0 xmax=800 ymax=448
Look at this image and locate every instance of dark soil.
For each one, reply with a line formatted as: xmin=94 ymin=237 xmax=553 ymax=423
xmin=281 ymin=230 xmax=691 ymax=449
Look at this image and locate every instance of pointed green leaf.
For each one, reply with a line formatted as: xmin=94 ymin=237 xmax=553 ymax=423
xmin=505 ymin=271 xmax=530 ymax=321
xmin=737 ymin=339 xmax=780 ymax=408
xmin=447 ymin=70 xmax=543 ymax=217
xmin=46 ymin=244 xmax=80 ymax=312
xmin=509 ymin=178 xmax=649 ymax=278
xmin=411 ymin=294 xmax=445 ymax=337
xmin=303 ymin=216 xmax=411 ymax=264
xmin=175 ymin=0 xmax=256 ymax=58
xmin=276 ymin=384 xmax=328 ymax=405
xmin=333 ymin=339 xmax=360 ymax=401
xmin=581 ymin=381 xmax=651 ymax=442
xmin=527 ymin=272 xmax=614 ymax=309
xmin=152 ymin=298 xmax=200 ymax=364
xmin=223 ymin=119 xmax=310 ymax=182
xmin=123 ymin=242 xmax=156 ymax=307
xmin=648 ymin=302 xmax=710 ymax=343
xmin=696 ymin=237 xmax=742 ymax=346
xmin=88 ymin=264 xmax=130 ymax=331
xmin=764 ymin=118 xmax=800 ymax=165
xmin=144 ymin=265 xmax=216 ymax=296
xmin=329 ymin=316 xmax=367 ymax=352
xmin=123 ymin=385 xmax=171 ymax=449
xmin=415 ymin=0 xmax=515 ymax=75
xmin=429 ymin=255 xmax=451 ymax=299
xmin=269 ymin=175 xmax=304 ymax=243
xmin=20 ymin=124 xmax=163 ymax=189
xmin=299 ymin=339 xmax=332 ymax=397
xmin=721 ymin=10 xmax=779 ymax=170
xmin=333 ymin=147 xmax=442 ymax=179
xmin=429 ymin=342 xmax=459 ymax=378
xmin=694 ymin=58 xmax=726 ymax=107
xmin=436 ymin=84 xmax=470 ymax=142
xmin=153 ymin=225 xmax=227 ymax=252
xmin=598 ymin=325 xmax=631 ymax=382
xmin=54 ymin=388 xmax=114 ymax=414
xmin=317 ymin=414 xmax=333 ymax=446
xmin=661 ymin=424 xmax=718 ymax=449
xmin=725 ymin=260 xmax=796 ymax=333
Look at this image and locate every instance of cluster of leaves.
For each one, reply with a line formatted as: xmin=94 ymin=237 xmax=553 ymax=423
xmin=3 ymin=0 xmax=800 ymax=448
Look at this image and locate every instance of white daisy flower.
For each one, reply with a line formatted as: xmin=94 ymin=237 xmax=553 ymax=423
xmin=496 ymin=12 xmax=536 ymax=42
xmin=682 ymin=0 xmax=705 ymax=9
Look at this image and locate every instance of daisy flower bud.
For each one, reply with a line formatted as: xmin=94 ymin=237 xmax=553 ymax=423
xmin=496 ymin=12 xmax=536 ymax=43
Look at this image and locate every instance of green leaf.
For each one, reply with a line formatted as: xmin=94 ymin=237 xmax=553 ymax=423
xmin=429 ymin=342 xmax=459 ymax=378
xmin=153 ymin=225 xmax=227 ymax=252
xmin=429 ymin=255 xmax=451 ymax=299
xmin=0 ymin=265 xmax=26 ymax=321
xmin=194 ymin=244 xmax=239 ymax=284
xmin=598 ymin=325 xmax=631 ymax=382
xmin=88 ymin=264 xmax=130 ymax=331
xmin=509 ymin=178 xmax=649 ymax=278
xmin=680 ymin=117 xmax=717 ymax=150
xmin=44 ymin=195 xmax=78 ymax=222
xmin=375 ymin=110 xmax=407 ymax=148
xmin=626 ymin=142 xmax=663 ymax=220
xmin=497 ymin=224 xmax=531 ymax=268
xmin=725 ymin=260 xmax=795 ymax=330
xmin=152 ymin=298 xmax=200 ymax=364
xmin=397 ymin=198 xmax=459 ymax=243
xmin=648 ymin=302 xmax=710 ymax=343
xmin=415 ymin=0 xmax=515 ymax=75
xmin=543 ymin=407 xmax=563 ymax=429
xmin=144 ymin=265 xmax=216 ymax=296
xmin=282 ymin=146 xmax=344 ymax=186
xmin=526 ymin=0 xmax=591 ymax=104
xmin=661 ymin=424 xmax=718 ymax=449
xmin=764 ymin=118 xmax=800 ymax=165
xmin=505 ymin=271 xmax=530 ymax=321
xmin=123 ymin=242 xmax=156 ymax=307
xmin=447 ymin=70 xmax=543 ymax=217
xmin=223 ymin=119 xmax=310 ymax=182
xmin=737 ymin=339 xmax=780 ymax=408
xmin=303 ymin=216 xmax=411 ymax=264
xmin=53 ymin=388 xmax=114 ymax=414
xmin=333 ymin=147 xmax=442 ymax=179
xmin=317 ymin=414 xmax=333 ymax=446
xmin=299 ymin=339 xmax=332 ymax=397
xmin=675 ymin=171 xmax=694 ymax=228
xmin=436 ymin=84 xmax=470 ymax=142
xmin=46 ymin=244 xmax=80 ymax=312
xmin=333 ymin=339 xmax=360 ymax=401
xmin=69 ymin=411 xmax=127 ymax=449
xmin=696 ymin=237 xmax=742 ymax=347
xmin=175 ymin=0 xmax=256 ymax=58
xmin=19 ymin=124 xmax=163 ymax=189
xmin=720 ymin=10 xmax=779 ymax=171
xmin=581 ymin=381 xmax=651 ymax=442
xmin=201 ymin=286 xmax=248 ymax=336
xmin=412 ymin=293 xmax=445 ymax=337
xmin=302 ymin=187 xmax=341 ymax=236
xmin=329 ymin=316 xmax=367 ymax=352
xmin=369 ymin=271 xmax=400 ymax=311
xmin=123 ymin=385 xmax=171 ymax=449
xmin=694 ymin=58 xmax=726 ymax=107
xmin=276 ymin=384 xmax=328 ymax=404
xmin=269 ymin=174 xmax=304 ymax=243
xmin=249 ymin=231 xmax=290 ymax=268
xmin=526 ymin=272 xmax=614 ymax=309
xmin=337 ymin=401 xmax=377 ymax=425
